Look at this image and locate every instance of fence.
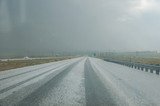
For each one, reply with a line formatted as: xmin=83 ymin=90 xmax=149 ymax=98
xmin=104 ymin=59 xmax=160 ymax=75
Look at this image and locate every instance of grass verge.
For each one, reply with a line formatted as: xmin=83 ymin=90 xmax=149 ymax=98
xmin=0 ymin=56 xmax=74 ymax=71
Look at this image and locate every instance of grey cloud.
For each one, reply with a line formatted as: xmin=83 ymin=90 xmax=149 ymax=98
xmin=0 ymin=0 xmax=160 ymax=57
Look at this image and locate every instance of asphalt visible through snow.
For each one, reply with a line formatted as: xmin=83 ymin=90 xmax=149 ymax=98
xmin=1 ymin=57 xmax=160 ymax=106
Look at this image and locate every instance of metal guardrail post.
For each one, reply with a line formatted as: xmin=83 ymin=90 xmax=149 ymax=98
xmin=156 ymin=70 xmax=159 ymax=75
xmin=105 ymin=59 xmax=160 ymax=75
xmin=150 ymin=69 xmax=153 ymax=73
xmin=141 ymin=67 xmax=144 ymax=71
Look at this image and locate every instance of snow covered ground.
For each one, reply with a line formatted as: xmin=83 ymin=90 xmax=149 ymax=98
xmin=18 ymin=59 xmax=86 ymax=106
xmin=0 ymin=57 xmax=83 ymax=105
xmin=0 ymin=57 xmax=160 ymax=106
xmin=90 ymin=57 xmax=160 ymax=106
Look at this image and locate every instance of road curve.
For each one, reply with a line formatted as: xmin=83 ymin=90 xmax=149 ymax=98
xmin=0 ymin=57 xmax=160 ymax=106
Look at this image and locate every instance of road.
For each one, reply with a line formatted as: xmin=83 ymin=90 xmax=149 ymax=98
xmin=0 ymin=57 xmax=160 ymax=106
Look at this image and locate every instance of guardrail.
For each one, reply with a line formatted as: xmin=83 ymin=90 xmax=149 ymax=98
xmin=104 ymin=59 xmax=160 ymax=75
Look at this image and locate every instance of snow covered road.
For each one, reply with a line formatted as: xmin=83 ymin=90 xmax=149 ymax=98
xmin=90 ymin=58 xmax=160 ymax=106
xmin=0 ymin=57 xmax=160 ymax=106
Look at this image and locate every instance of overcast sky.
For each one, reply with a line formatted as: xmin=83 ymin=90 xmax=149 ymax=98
xmin=0 ymin=0 xmax=160 ymax=56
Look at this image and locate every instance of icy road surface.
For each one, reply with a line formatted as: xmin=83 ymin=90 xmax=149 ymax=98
xmin=0 ymin=57 xmax=160 ymax=106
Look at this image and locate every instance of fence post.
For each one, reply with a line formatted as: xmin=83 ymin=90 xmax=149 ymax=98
xmin=141 ymin=67 xmax=144 ymax=71
xmin=156 ymin=70 xmax=159 ymax=75
xmin=105 ymin=59 xmax=160 ymax=75
xmin=150 ymin=69 xmax=153 ymax=73
xmin=145 ymin=68 xmax=148 ymax=72
xmin=135 ymin=66 xmax=137 ymax=69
